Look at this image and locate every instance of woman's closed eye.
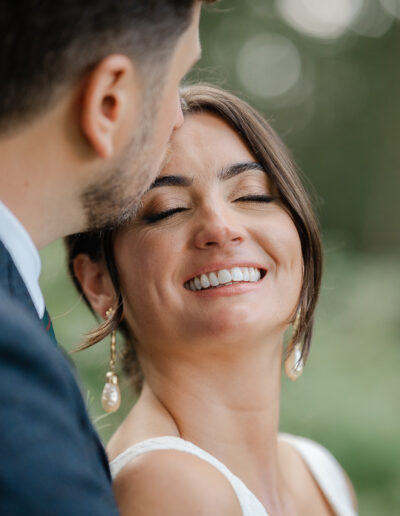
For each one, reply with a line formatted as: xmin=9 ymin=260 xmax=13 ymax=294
xmin=234 ymin=194 xmax=278 ymax=203
xmin=143 ymin=207 xmax=188 ymax=224
xmin=142 ymin=194 xmax=278 ymax=223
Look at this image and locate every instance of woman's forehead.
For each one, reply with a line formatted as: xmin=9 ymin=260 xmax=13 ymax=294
xmin=163 ymin=112 xmax=256 ymax=176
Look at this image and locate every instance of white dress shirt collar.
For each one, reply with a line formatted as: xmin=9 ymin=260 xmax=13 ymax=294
xmin=0 ymin=201 xmax=45 ymax=318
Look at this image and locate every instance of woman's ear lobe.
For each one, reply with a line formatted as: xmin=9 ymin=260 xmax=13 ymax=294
xmin=73 ymin=254 xmax=116 ymax=318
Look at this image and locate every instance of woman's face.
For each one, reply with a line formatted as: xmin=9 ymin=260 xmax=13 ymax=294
xmin=114 ymin=113 xmax=303 ymax=351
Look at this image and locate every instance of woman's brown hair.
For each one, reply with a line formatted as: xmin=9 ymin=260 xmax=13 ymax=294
xmin=65 ymin=84 xmax=323 ymax=393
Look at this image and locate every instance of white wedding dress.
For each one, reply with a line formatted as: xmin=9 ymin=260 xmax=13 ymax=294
xmin=110 ymin=433 xmax=358 ymax=516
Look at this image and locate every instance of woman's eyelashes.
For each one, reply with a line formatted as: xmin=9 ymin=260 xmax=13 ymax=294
xmin=234 ymin=194 xmax=278 ymax=203
xmin=143 ymin=207 xmax=188 ymax=224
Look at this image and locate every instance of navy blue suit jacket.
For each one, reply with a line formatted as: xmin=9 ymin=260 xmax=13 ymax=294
xmin=0 ymin=240 xmax=119 ymax=515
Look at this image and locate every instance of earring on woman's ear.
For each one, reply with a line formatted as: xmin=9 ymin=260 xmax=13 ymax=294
xmin=101 ymin=307 xmax=121 ymax=413
xmin=285 ymin=309 xmax=304 ymax=381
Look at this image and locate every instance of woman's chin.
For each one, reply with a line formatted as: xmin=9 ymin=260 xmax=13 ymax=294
xmin=187 ymin=304 xmax=271 ymax=342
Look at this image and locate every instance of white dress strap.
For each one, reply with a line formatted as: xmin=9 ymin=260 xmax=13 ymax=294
xmin=110 ymin=435 xmax=268 ymax=516
xmin=279 ymin=434 xmax=357 ymax=516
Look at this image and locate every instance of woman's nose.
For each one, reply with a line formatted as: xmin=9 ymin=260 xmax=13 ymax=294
xmin=193 ymin=207 xmax=245 ymax=250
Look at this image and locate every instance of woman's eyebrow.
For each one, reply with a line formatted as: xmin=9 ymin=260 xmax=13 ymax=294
xmin=149 ymin=175 xmax=193 ymax=189
xmin=147 ymin=162 xmax=264 ymax=191
xmin=218 ymin=162 xmax=265 ymax=180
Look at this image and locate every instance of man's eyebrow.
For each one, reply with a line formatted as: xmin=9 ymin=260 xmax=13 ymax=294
xmin=149 ymin=175 xmax=193 ymax=189
xmin=218 ymin=162 xmax=265 ymax=180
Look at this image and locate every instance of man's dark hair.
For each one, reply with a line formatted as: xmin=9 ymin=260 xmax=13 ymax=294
xmin=0 ymin=1 xmax=211 ymax=132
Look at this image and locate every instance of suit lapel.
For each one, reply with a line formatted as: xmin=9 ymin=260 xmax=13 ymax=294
xmin=0 ymin=239 xmax=38 ymax=318
xmin=0 ymin=239 xmax=59 ymax=346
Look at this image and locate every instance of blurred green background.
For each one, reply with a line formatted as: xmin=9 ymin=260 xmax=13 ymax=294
xmin=40 ymin=1 xmax=400 ymax=514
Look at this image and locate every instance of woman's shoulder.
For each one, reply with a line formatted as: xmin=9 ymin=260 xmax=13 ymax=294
xmin=112 ymin=444 xmax=242 ymax=516
xmin=279 ymin=433 xmax=358 ymax=514
xmin=278 ymin=433 xmax=351 ymax=482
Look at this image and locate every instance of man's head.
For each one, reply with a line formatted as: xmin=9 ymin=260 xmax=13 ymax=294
xmin=0 ymin=1 xmax=214 ymax=237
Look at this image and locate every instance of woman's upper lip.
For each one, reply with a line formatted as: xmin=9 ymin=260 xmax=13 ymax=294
xmin=183 ymin=262 xmax=267 ymax=284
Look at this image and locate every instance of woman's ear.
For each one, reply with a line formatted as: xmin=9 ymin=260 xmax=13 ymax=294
xmin=73 ymin=254 xmax=116 ymax=319
xmin=80 ymin=54 xmax=140 ymax=158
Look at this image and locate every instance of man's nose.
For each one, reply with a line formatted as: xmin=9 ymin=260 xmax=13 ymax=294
xmin=174 ymin=94 xmax=184 ymax=130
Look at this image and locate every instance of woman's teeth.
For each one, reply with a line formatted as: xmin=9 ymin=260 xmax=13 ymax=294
xmin=185 ymin=267 xmax=262 ymax=291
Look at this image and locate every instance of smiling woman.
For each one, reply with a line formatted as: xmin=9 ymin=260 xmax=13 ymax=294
xmin=64 ymin=85 xmax=357 ymax=516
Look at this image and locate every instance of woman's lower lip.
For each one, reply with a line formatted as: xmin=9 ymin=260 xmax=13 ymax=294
xmin=186 ymin=279 xmax=264 ymax=297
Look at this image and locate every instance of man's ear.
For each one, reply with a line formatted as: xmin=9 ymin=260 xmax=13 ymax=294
xmin=80 ymin=54 xmax=140 ymax=158
xmin=73 ymin=254 xmax=116 ymax=319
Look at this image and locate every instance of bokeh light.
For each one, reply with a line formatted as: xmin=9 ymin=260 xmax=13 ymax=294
xmin=380 ymin=0 xmax=400 ymax=19
xmin=236 ymin=32 xmax=302 ymax=99
xmin=352 ymin=0 xmax=393 ymax=38
xmin=277 ymin=0 xmax=364 ymax=39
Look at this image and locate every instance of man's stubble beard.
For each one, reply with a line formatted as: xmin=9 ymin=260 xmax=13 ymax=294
xmin=81 ymin=76 xmax=164 ymax=231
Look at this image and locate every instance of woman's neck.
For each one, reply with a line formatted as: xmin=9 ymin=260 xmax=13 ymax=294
xmin=139 ymin=334 xmax=289 ymax=512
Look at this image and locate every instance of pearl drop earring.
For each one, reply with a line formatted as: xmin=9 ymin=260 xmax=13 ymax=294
xmin=101 ymin=308 xmax=121 ymax=412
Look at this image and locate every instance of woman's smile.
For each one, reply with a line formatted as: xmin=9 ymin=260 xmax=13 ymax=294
xmin=183 ymin=263 xmax=267 ymax=294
